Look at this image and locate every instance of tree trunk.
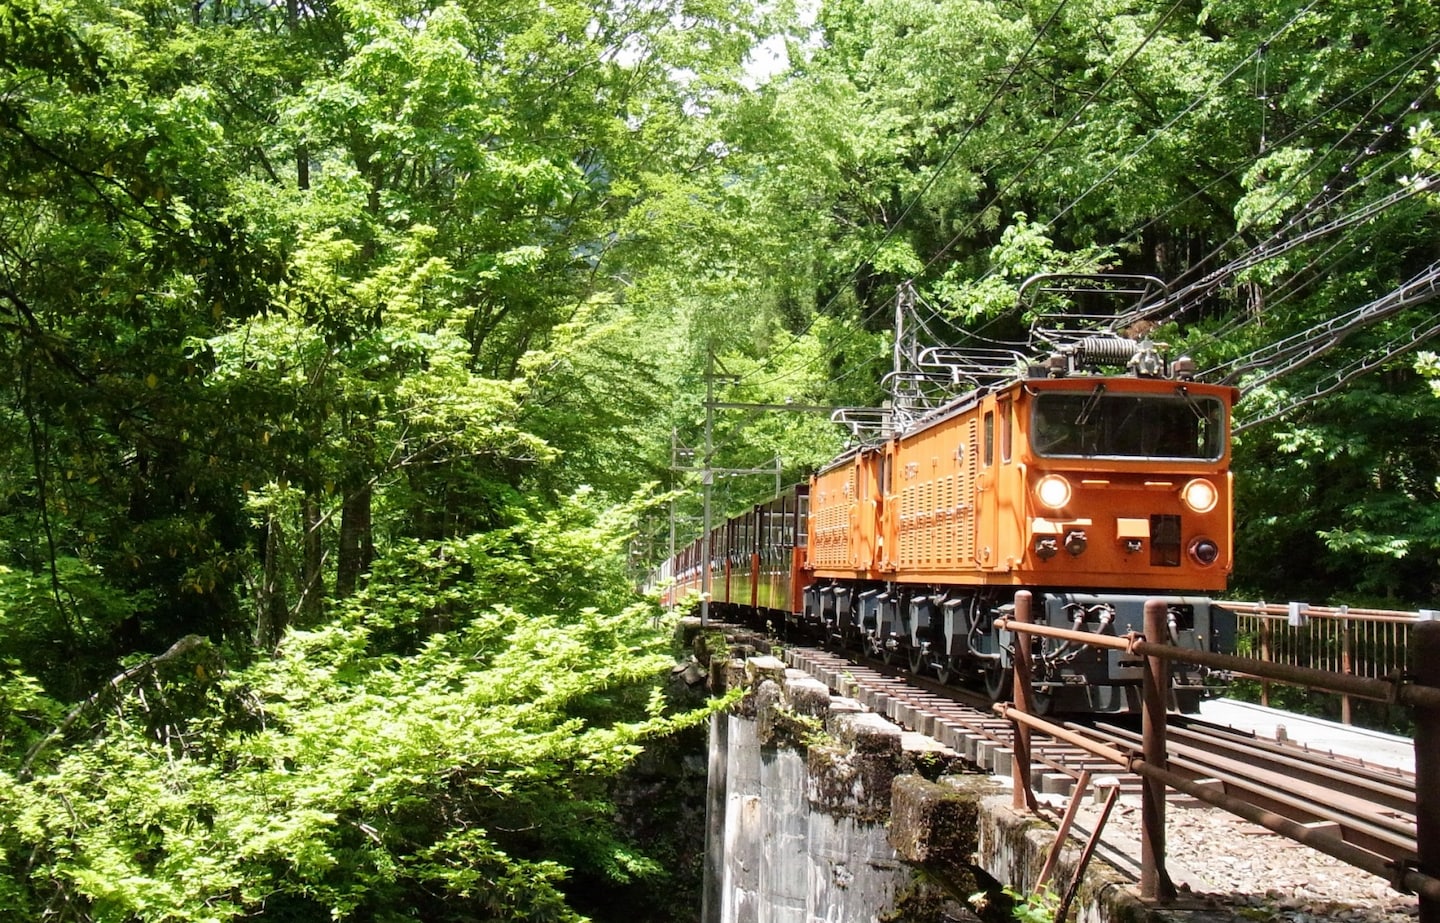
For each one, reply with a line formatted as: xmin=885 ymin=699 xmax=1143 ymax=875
xmin=335 ymin=485 xmax=372 ymax=598
xmin=288 ymin=0 xmax=310 ymax=191
xmin=256 ymin=514 xmax=289 ymax=652
xmin=300 ymin=493 xmax=324 ymax=623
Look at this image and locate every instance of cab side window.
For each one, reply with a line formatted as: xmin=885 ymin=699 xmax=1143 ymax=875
xmin=999 ymin=399 xmax=1012 ymax=463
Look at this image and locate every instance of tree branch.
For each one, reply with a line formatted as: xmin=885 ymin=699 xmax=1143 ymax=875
xmin=19 ymin=634 xmax=213 ymax=781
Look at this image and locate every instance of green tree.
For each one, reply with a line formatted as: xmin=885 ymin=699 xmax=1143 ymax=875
xmin=0 ymin=490 xmax=722 ymax=922
xmin=0 ymin=0 xmax=774 ymax=919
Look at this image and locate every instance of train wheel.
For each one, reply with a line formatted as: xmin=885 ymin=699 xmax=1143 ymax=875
xmin=907 ymin=645 xmax=926 ymax=675
xmin=983 ymin=666 xmax=1012 ymax=701
xmin=934 ymin=656 xmax=961 ymax=685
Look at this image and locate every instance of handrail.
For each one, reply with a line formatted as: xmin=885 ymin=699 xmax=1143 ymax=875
xmin=990 ymin=615 xmax=1440 ymax=709
xmin=1219 ymin=601 xmax=1429 ymax=720
xmin=993 ymin=592 xmax=1440 ymax=917
xmin=1223 ymin=599 xmax=1435 ymax=624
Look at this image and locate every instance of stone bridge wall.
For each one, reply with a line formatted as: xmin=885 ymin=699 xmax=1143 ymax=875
xmin=694 ymin=643 xmax=1161 ymax=923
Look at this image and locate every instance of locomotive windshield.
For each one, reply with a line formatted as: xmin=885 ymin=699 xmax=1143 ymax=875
xmin=1031 ymin=388 xmax=1226 ymax=460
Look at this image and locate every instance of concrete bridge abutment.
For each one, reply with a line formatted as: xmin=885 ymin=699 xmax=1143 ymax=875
xmin=687 ymin=626 xmax=1169 ymax=923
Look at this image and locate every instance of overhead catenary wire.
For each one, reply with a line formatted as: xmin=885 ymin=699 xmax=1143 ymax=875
xmin=740 ymin=0 xmax=1381 ymax=392
xmin=896 ymin=0 xmax=1355 ymax=362
xmin=875 ymin=0 xmax=1225 ymax=377
xmin=1115 ymin=69 xmax=1440 ymax=334
xmin=1181 ymin=226 xmax=1374 ymax=357
xmin=1122 ymin=170 xmax=1439 ymax=338
xmin=1234 ymin=303 xmax=1440 ymax=434
xmin=1045 ymin=11 xmax=1316 ymax=228
xmin=1097 ymin=39 xmax=1438 ymax=250
xmin=919 ymin=0 xmax=1189 ymax=278
xmin=1224 ymin=260 xmax=1440 ymax=388
xmin=940 ymin=16 xmax=1437 ymax=354
xmin=1118 ymin=37 xmax=1440 ymax=255
xmin=725 ymin=0 xmax=1440 ymax=440
xmin=922 ymin=68 xmax=1440 ymax=435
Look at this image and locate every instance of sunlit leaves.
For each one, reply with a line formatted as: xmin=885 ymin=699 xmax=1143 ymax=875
xmin=1234 ymin=146 xmax=1319 ymax=236
xmin=0 ymin=485 xmax=715 ymax=921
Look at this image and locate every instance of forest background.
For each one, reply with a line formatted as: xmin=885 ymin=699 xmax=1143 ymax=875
xmin=1 ymin=0 xmax=1439 ymax=920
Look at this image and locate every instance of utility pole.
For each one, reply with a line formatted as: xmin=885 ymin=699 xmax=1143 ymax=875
xmin=700 ymin=350 xmax=715 ymax=627
xmin=681 ymin=352 xmax=886 ymax=628
xmin=892 ymin=281 xmax=918 ymax=428
xmin=669 ymin=430 xmax=678 ymax=581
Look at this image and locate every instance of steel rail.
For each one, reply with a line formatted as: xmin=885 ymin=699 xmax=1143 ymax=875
xmin=1088 ymin=722 xmax=1414 ymax=859
xmin=1110 ymin=720 xmax=1417 ymax=811
xmin=779 ymin=635 xmax=1437 ymax=907
xmin=995 ymin=703 xmax=1440 ymax=903
xmin=1177 ymin=718 xmax=1417 ymax=781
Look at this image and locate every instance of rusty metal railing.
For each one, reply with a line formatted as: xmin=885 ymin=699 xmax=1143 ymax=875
xmin=1226 ymin=600 xmax=1438 ymax=723
xmin=993 ymin=593 xmax=1440 ymax=921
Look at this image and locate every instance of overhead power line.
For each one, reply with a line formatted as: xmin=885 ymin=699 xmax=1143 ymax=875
xmin=1210 ymin=261 xmax=1440 ymax=386
xmin=921 ymin=0 xmax=1188 ymax=276
xmin=1115 ymin=174 xmax=1440 ymax=336
xmin=1229 ymin=264 xmax=1440 ymax=432
xmin=935 ymin=12 xmax=1437 ymax=357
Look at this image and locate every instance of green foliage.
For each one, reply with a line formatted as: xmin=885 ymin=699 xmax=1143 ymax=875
xmin=0 ymin=557 xmax=146 ymax=695
xmin=0 ymin=0 xmax=771 ymax=918
xmin=0 ymin=476 xmax=686 ymax=915
xmin=1231 ymin=364 xmax=1440 ymax=602
xmin=7 ymin=0 xmax=1440 ymax=918
xmin=933 ymin=215 xmax=1117 ymax=323
xmin=0 ymin=515 xmax=719 ymax=921
xmin=968 ymin=884 xmax=1061 ymax=923
xmin=1003 ymin=886 xmax=1064 ymax=923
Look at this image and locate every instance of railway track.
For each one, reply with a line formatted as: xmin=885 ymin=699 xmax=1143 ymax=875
xmin=781 ymin=643 xmax=1420 ymax=887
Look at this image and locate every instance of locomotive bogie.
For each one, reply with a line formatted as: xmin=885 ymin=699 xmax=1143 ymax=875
xmin=1024 ymin=592 xmax=1232 ymax=713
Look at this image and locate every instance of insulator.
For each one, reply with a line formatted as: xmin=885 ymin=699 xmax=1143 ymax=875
xmin=1073 ymin=336 xmax=1140 ymax=364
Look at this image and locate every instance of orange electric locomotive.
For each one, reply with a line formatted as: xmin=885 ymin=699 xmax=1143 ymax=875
xmin=665 ymin=327 xmax=1239 ymax=713
xmin=804 ymin=337 xmax=1238 ymax=712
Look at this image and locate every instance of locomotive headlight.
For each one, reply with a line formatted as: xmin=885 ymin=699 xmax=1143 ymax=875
xmin=1189 ymin=538 xmax=1220 ymax=566
xmin=1181 ymin=478 xmax=1218 ymax=514
xmin=1035 ymin=475 xmax=1072 ymax=509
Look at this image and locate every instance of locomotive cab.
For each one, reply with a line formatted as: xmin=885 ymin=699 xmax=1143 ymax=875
xmin=986 ymin=373 xmax=1240 ymax=712
xmin=1011 ymin=376 xmax=1238 ymax=592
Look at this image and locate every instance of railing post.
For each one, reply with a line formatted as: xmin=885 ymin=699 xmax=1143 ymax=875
xmin=1341 ymin=618 xmax=1353 ymax=725
xmin=1416 ymin=620 xmax=1440 ymax=923
xmin=1141 ymin=598 xmax=1176 ymax=902
xmin=1258 ymin=616 xmax=1272 ymax=707
xmin=1011 ymin=590 xmax=1036 ymax=811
